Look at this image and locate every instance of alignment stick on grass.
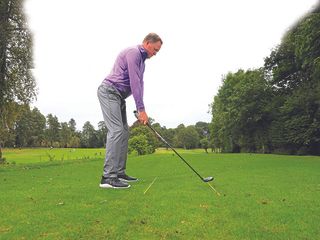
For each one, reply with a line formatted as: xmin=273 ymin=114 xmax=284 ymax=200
xmin=144 ymin=177 xmax=158 ymax=195
xmin=207 ymin=182 xmax=221 ymax=196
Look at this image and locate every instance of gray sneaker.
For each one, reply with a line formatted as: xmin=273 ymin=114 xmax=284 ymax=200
xmin=99 ymin=177 xmax=130 ymax=189
xmin=118 ymin=174 xmax=138 ymax=182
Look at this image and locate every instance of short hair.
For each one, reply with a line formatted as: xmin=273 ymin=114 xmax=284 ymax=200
xmin=143 ymin=33 xmax=163 ymax=44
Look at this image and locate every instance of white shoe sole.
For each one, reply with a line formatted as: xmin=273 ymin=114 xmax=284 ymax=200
xmin=99 ymin=183 xmax=131 ymax=189
xmin=118 ymin=178 xmax=139 ymax=183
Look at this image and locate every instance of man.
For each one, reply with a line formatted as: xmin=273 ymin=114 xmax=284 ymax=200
xmin=97 ymin=33 xmax=163 ymax=189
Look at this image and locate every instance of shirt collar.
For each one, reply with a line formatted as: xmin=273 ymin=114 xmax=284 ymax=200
xmin=138 ymin=45 xmax=148 ymax=61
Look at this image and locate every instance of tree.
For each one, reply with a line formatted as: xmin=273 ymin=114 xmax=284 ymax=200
xmin=195 ymin=121 xmax=210 ymax=148
xmin=69 ymin=135 xmax=81 ymax=148
xmin=46 ymin=114 xmax=61 ymax=147
xmin=155 ymin=125 xmax=175 ymax=149
xmin=210 ymin=69 xmax=273 ymax=153
xmin=129 ymin=124 xmax=157 ymax=153
xmin=264 ymin=5 xmax=320 ymax=154
xmin=68 ymin=118 xmax=77 ymax=133
xmin=128 ymin=135 xmax=154 ymax=155
xmin=195 ymin=122 xmax=209 ymax=138
xmin=176 ymin=125 xmax=200 ymax=149
xmin=173 ymin=124 xmax=186 ymax=148
xmin=0 ymin=102 xmax=21 ymax=149
xmin=60 ymin=122 xmax=72 ymax=148
xmin=68 ymin=118 xmax=81 ymax=148
xmin=200 ymin=138 xmax=209 ymax=153
xmin=0 ymin=0 xmax=36 ymax=159
xmin=162 ymin=128 xmax=175 ymax=149
xmin=96 ymin=121 xmax=107 ymax=147
xmin=30 ymin=108 xmax=46 ymax=146
xmin=15 ymin=106 xmax=46 ymax=147
xmin=81 ymin=121 xmax=99 ymax=148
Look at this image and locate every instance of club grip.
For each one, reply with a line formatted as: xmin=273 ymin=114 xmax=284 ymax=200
xmin=133 ymin=110 xmax=139 ymax=119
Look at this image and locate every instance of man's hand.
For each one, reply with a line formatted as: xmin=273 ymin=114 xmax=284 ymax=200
xmin=138 ymin=111 xmax=149 ymax=125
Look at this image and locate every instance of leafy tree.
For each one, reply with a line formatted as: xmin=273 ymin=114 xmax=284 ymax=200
xmin=128 ymin=135 xmax=154 ymax=155
xmin=68 ymin=118 xmax=81 ymax=148
xmin=176 ymin=125 xmax=200 ymax=149
xmin=200 ymin=138 xmax=209 ymax=153
xmin=270 ymin=84 xmax=320 ymax=154
xmin=68 ymin=118 xmax=77 ymax=133
xmin=130 ymin=124 xmax=157 ymax=153
xmin=210 ymin=69 xmax=273 ymax=152
xmin=163 ymin=128 xmax=175 ymax=148
xmin=195 ymin=121 xmax=210 ymax=148
xmin=30 ymin=108 xmax=46 ymax=146
xmin=208 ymin=3 xmax=320 ymax=155
xmin=264 ymin=5 xmax=320 ymax=154
xmin=69 ymin=136 xmax=81 ymax=148
xmin=15 ymin=106 xmax=46 ymax=147
xmin=46 ymin=114 xmax=61 ymax=147
xmin=60 ymin=122 xmax=72 ymax=148
xmin=150 ymin=122 xmax=162 ymax=147
xmin=0 ymin=102 xmax=22 ymax=149
xmin=209 ymin=99 xmax=225 ymax=151
xmin=81 ymin=121 xmax=99 ymax=148
xmin=0 ymin=0 xmax=36 ymax=159
xmin=158 ymin=126 xmax=175 ymax=149
xmin=173 ymin=124 xmax=185 ymax=148
xmin=195 ymin=122 xmax=209 ymax=136
xmin=150 ymin=122 xmax=176 ymax=148
xmin=97 ymin=121 xmax=107 ymax=147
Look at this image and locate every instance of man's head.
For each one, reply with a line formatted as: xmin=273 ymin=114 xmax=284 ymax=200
xmin=142 ymin=33 xmax=163 ymax=58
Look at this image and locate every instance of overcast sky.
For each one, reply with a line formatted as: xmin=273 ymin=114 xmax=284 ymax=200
xmin=24 ymin=0 xmax=318 ymax=130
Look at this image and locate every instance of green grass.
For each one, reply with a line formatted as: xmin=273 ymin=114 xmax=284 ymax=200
xmin=2 ymin=148 xmax=105 ymax=163
xmin=1 ymin=149 xmax=320 ymax=239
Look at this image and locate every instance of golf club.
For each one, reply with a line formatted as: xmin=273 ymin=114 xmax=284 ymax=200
xmin=134 ymin=111 xmax=214 ymax=183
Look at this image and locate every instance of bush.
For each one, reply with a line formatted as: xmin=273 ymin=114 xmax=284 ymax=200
xmin=128 ymin=135 xmax=155 ymax=155
xmin=0 ymin=157 xmax=8 ymax=164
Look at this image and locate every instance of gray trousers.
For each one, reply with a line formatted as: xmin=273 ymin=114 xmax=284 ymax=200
xmin=97 ymin=84 xmax=129 ymax=178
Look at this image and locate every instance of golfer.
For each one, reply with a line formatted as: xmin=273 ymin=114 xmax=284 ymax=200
xmin=97 ymin=33 xmax=163 ymax=189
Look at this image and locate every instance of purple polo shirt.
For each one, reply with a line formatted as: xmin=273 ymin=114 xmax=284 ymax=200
xmin=103 ymin=45 xmax=148 ymax=111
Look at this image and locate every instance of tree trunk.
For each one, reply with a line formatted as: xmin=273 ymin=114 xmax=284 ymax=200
xmin=0 ymin=0 xmax=11 ymax=87
xmin=0 ymin=143 xmax=3 ymax=161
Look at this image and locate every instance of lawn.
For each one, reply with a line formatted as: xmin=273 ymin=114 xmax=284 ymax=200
xmin=0 ymin=149 xmax=320 ymax=239
xmin=2 ymin=148 xmax=105 ymax=164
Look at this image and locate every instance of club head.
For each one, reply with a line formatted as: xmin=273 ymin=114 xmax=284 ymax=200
xmin=203 ymin=176 xmax=214 ymax=182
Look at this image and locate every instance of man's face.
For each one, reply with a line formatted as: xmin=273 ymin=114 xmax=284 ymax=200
xmin=144 ymin=41 xmax=162 ymax=58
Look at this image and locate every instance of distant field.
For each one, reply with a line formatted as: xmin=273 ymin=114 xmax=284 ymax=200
xmin=1 ymin=148 xmax=320 ymax=239
xmin=1 ymin=148 xmax=205 ymax=164
xmin=2 ymin=148 xmax=105 ymax=163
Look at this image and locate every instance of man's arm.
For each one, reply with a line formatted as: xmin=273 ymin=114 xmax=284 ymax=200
xmin=126 ymin=49 xmax=149 ymax=124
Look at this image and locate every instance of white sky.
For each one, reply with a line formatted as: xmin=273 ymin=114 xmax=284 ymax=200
xmin=24 ymin=0 xmax=318 ymax=130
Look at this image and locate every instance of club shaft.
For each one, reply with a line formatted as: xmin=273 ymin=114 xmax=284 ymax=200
xmin=147 ymin=123 xmax=205 ymax=182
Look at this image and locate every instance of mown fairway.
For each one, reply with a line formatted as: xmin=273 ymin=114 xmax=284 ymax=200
xmin=1 ymin=149 xmax=320 ymax=239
